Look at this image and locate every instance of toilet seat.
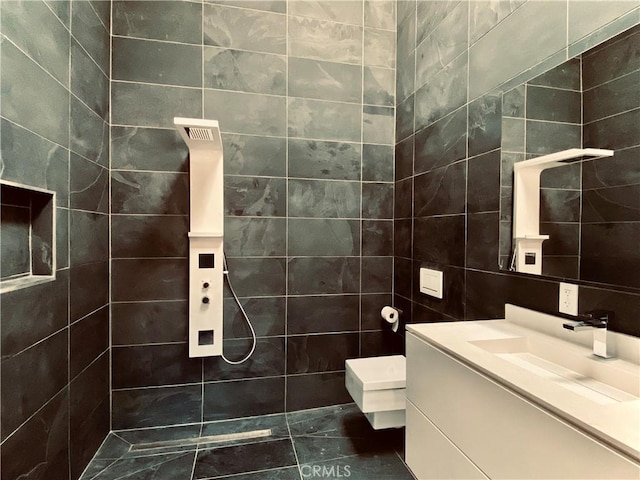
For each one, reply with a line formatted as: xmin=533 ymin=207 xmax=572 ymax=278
xmin=345 ymin=355 xmax=406 ymax=429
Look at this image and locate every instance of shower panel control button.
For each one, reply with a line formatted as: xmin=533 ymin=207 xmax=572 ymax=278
xmin=202 ymin=282 xmax=210 ymax=289
xmin=202 ymin=296 xmax=210 ymax=304
xmin=199 ymin=253 xmax=215 ymax=269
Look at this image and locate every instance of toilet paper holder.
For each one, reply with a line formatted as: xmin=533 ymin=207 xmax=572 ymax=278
xmin=381 ymin=306 xmax=403 ymax=333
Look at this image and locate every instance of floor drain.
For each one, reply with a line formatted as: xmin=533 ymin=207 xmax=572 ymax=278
xmin=129 ymin=429 xmax=273 ymax=452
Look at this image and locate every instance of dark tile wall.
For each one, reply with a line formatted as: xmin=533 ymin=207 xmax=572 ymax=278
xmin=110 ymin=0 xmax=397 ymax=429
xmin=395 ymin=2 xmax=640 ymax=338
xmin=0 ymin=1 xmax=111 ymax=479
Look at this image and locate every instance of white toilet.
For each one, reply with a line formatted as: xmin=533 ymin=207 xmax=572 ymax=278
xmin=345 ymin=355 xmax=406 ymax=429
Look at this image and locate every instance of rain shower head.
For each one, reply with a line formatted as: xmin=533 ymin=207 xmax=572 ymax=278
xmin=174 ymin=117 xmax=223 ymax=152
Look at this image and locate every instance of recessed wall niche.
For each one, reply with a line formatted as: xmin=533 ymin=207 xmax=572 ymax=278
xmin=0 ymin=180 xmax=56 ymax=292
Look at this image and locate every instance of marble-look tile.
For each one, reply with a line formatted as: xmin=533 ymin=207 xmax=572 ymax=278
xmin=540 ymin=162 xmax=581 ymax=190
xmin=225 ymin=176 xmax=286 ymax=217
xmin=363 ymin=106 xmax=395 ymax=145
xmin=289 ymin=57 xmax=361 ymax=103
xmin=365 ymin=0 xmax=396 ymax=30
xmin=208 ymin=467 xmax=301 ymax=480
xmin=70 ymin=97 xmax=109 ymax=168
xmin=501 ymin=117 xmax=525 ymax=152
xmin=111 ymin=258 xmax=188 ymax=302
xmin=203 ymin=377 xmax=285 ymax=421
xmin=204 ymin=337 xmax=285 ymax=380
xmin=223 ymin=134 xmax=286 ymax=177
xmin=542 ymin=257 xmax=580 ymax=280
xmin=528 ymin=57 xmax=581 ymax=90
xmin=287 ymin=333 xmax=358 ymax=374
xmin=414 ymin=105 xmax=467 ymax=174
xmin=365 ymin=28 xmax=396 ymax=68
xmin=88 ymin=450 xmax=196 ymax=479
xmin=394 ymin=177 xmax=412 ymax=219
xmin=394 ymin=219 xmax=412 ymax=258
xmin=415 ymin=0 xmax=468 ymax=89
xmin=568 ymin=0 xmax=638 ymax=46
xmin=394 ymin=256 xmax=413 ymax=298
xmin=71 ymin=39 xmax=108 ymax=120
xmin=413 ymin=215 xmax=465 ymax=266
xmin=288 ymin=218 xmax=360 ymax=256
xmin=469 ymin=0 xmax=567 ymax=99
xmin=468 ymin=92 xmax=501 ymax=157
xmin=301 ymin=451 xmax=414 ymax=480
xmin=225 ymin=217 xmax=286 ymax=256
xmin=194 ymin=438 xmax=295 ymax=478
xmin=582 ymin=147 xmax=640 ymax=190
xmin=1 ymin=40 xmax=70 ymax=147
xmin=204 ymin=47 xmax=286 ymax=95
xmin=416 ymin=0 xmax=462 ymax=46
xmin=112 ymin=301 xmax=188 ymax=346
xmin=396 ymin=93 xmax=414 ymax=143
xmin=70 ymin=210 xmax=109 ymax=266
xmin=0 ymin=120 xmax=69 ymax=203
xmin=397 ymin=0 xmax=416 ymax=24
xmin=395 ymin=135 xmax=414 ymax=181
xmin=287 ymin=295 xmax=359 ymax=334
xmin=582 ymin=185 xmax=640 ymax=223
xmin=362 ymin=329 xmax=405 ymax=358
xmin=89 ymin=1 xmax=111 ymax=30
xmin=540 ymin=189 xmax=581 ymax=223
xmin=113 ymin=0 xmax=202 ymax=44
xmin=223 ymin=257 xmax=286 ymax=298
xmin=205 ymin=90 xmax=286 ymax=136
xmin=114 ymin=424 xmax=199 ymax=450
xmin=1 ymin=329 xmax=68 ymax=438
xmin=288 ymin=98 xmax=361 ymax=142
xmin=70 ymin=153 xmax=109 ymax=213
xmin=45 ymin=0 xmax=71 ymax=28
xmin=469 ymin=0 xmax=526 ymax=44
xmin=363 ymin=220 xmax=393 ymax=257
xmin=364 ymin=67 xmax=395 ymax=107
xmin=0 ymin=270 xmax=68 ymax=358
xmin=526 ymin=121 xmax=581 ymax=155
xmin=111 ymin=171 xmax=189 ymax=215
xmin=204 ymin=4 xmax=286 ymax=54
xmin=111 ymin=126 xmax=187 ymax=172
xmin=362 ymin=183 xmax=393 ymax=219
xmin=466 ymin=212 xmax=500 ymax=272
xmin=396 ymin=50 xmax=416 ymax=105
xmin=584 ymin=109 xmax=640 ymax=151
xmin=0 ymin=205 xmax=30 ymax=278
xmin=112 ymin=385 xmax=202 ymax=430
xmin=289 ymin=139 xmax=361 ymax=180
xmin=70 ymin=261 xmax=109 ymax=321
xmin=569 ymin=8 xmax=639 ymax=58
xmin=289 ymin=16 xmax=362 ymax=64
xmin=503 ymin=85 xmax=525 ymax=117
xmin=0 ymin=390 xmax=69 ymax=479
xmin=397 ymin=12 xmax=416 ymax=63
xmin=288 ymin=257 xmax=359 ymax=295
xmin=224 ymin=297 xmax=285 ymax=338
xmin=362 ymin=256 xmax=393 ymax=293
xmin=527 ymin=86 xmax=582 ymax=124
xmin=286 ymin=372 xmax=352 ymax=411
xmin=208 ymin=1 xmax=286 ymax=14
xmin=112 ymin=82 xmax=202 ymax=128
xmin=112 ymin=344 xmax=202 ymax=389
xmin=414 ymin=161 xmax=466 ymax=217
xmin=288 ymin=179 xmax=360 ymax=218
xmin=289 ymin=1 xmax=362 ymax=25
xmin=363 ymin=144 xmax=393 ymax=182
xmin=112 ymin=214 xmax=188 ymax=258
xmin=287 ymin=403 xmax=364 ymax=437
xmin=112 ymin=37 xmax=202 ymax=87
xmin=581 ymin=223 xmax=640 ymax=289
xmin=415 ymin=52 xmax=468 ymax=131
xmin=468 ymin=150 xmax=501 ymax=214
xmin=539 ymin=222 xmax=580 ymax=256
xmin=56 ymin=207 xmax=69 ymax=270
xmin=583 ymin=71 xmax=640 ymax=124
xmin=582 ymin=26 xmax=639 ymax=90
xmin=1 ymin=0 xmax=70 ymax=86
xmin=361 ymin=293 xmax=393 ymax=330
xmin=72 ymin=0 xmax=110 ymax=73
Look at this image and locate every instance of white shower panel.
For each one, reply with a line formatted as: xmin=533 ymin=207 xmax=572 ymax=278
xmin=174 ymin=117 xmax=224 ymax=358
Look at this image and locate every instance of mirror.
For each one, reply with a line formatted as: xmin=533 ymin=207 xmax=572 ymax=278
xmin=499 ymin=24 xmax=639 ymax=290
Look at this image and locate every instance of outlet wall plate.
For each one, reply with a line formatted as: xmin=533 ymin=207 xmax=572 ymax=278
xmin=559 ymin=282 xmax=578 ymax=316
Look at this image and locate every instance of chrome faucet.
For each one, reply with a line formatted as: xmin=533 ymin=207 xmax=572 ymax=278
xmin=563 ymin=310 xmax=615 ymax=359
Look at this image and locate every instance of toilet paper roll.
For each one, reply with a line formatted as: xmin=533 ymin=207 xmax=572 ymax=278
xmin=381 ymin=306 xmax=400 ymax=333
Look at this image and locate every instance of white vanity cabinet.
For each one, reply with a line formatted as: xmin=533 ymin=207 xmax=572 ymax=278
xmin=406 ymin=332 xmax=640 ymax=479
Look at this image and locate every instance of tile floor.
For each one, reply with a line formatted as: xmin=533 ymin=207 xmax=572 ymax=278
xmin=80 ymin=404 xmax=416 ymax=479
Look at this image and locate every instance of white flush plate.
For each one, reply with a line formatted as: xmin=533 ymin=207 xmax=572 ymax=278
xmin=420 ymin=268 xmax=443 ymax=299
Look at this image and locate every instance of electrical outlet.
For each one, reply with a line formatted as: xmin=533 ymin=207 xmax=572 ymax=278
xmin=559 ymin=282 xmax=578 ymax=316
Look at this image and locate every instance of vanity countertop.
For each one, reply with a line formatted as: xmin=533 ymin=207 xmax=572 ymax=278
xmin=407 ymin=305 xmax=640 ymax=462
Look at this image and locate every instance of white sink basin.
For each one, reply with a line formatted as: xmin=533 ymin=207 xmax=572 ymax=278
xmin=471 ymin=336 xmax=639 ymax=404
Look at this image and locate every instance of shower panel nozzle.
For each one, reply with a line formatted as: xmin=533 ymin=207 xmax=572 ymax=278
xmin=174 ymin=117 xmax=223 ymax=152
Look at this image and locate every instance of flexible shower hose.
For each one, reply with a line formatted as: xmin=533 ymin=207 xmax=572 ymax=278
xmin=221 ymin=252 xmax=257 ymax=365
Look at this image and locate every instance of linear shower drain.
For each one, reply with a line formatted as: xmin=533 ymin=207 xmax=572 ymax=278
xmin=129 ymin=429 xmax=273 ymax=452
